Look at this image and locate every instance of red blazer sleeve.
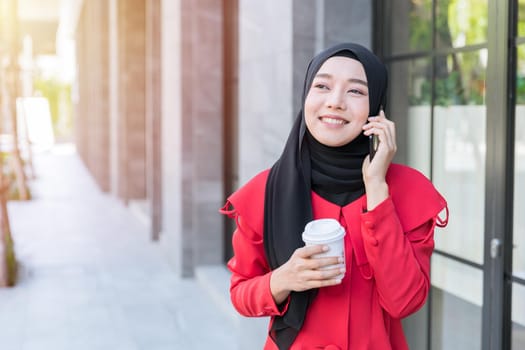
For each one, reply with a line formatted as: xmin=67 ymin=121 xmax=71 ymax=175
xmin=361 ymin=198 xmax=436 ymax=318
xmin=220 ymin=170 xmax=289 ymax=318
xmin=360 ymin=164 xmax=448 ymax=319
xmin=226 ymin=211 xmax=289 ymax=317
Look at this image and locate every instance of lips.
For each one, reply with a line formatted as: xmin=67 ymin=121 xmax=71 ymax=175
xmin=319 ymin=115 xmax=349 ymax=125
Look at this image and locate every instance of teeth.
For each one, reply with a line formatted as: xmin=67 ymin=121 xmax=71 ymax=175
xmin=322 ymin=117 xmax=346 ymax=125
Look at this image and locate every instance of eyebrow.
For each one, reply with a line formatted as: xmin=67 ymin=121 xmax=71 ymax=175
xmin=314 ymin=73 xmax=368 ymax=87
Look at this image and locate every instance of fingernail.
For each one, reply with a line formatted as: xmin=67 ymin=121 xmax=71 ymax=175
xmin=322 ymin=245 xmax=329 ymax=251
xmin=338 ymin=257 xmax=344 ymax=263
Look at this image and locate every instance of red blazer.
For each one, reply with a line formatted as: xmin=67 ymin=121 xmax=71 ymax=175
xmin=221 ymin=164 xmax=448 ymax=350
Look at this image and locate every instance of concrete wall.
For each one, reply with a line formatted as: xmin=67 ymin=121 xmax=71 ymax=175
xmin=237 ymin=0 xmax=294 ymax=185
xmin=185 ymin=0 xmax=225 ymax=271
xmin=160 ymin=0 xmax=225 ymax=277
xmin=160 ymin=0 xmax=184 ymax=275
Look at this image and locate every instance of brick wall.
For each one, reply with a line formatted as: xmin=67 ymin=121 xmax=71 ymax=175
xmin=76 ymin=0 xmax=148 ymax=200
xmin=75 ymin=0 xmax=110 ymax=192
xmin=117 ymin=0 xmax=146 ymax=201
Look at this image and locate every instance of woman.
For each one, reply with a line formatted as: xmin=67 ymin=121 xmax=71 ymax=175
xmin=220 ymin=42 xmax=448 ymax=350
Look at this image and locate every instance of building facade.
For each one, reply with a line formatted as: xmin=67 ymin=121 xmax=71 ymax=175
xmin=73 ymin=0 xmax=523 ymax=349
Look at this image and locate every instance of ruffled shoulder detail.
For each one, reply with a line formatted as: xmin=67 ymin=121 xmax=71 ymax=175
xmin=220 ymin=165 xmax=449 ymax=234
xmin=386 ymin=163 xmax=448 ymax=231
xmin=219 ymin=169 xmax=270 ymax=234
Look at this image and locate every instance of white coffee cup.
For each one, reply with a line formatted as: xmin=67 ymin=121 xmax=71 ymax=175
xmin=302 ymin=218 xmax=346 ymax=279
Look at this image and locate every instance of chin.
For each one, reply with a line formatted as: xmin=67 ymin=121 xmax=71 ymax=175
xmin=318 ymin=137 xmax=349 ymax=147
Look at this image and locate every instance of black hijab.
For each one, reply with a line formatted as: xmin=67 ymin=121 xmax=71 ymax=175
xmin=263 ymin=42 xmax=388 ymax=349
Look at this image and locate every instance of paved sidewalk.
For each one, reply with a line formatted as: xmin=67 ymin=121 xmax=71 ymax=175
xmin=0 ymin=144 xmax=235 ymax=350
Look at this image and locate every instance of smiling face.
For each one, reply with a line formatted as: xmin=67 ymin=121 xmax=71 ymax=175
xmin=304 ymin=56 xmax=370 ymax=147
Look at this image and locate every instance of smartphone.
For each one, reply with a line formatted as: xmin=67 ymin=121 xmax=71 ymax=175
xmin=369 ymin=134 xmax=379 ymax=160
xmin=369 ymin=106 xmax=382 ymax=160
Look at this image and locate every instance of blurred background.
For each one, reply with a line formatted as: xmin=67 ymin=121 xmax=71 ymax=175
xmin=0 ymin=0 xmax=524 ymax=349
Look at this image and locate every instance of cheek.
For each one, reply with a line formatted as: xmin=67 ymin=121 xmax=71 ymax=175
xmin=304 ymin=108 xmax=315 ymax=132
xmin=304 ymin=104 xmax=314 ymax=120
xmin=303 ymin=94 xmax=319 ymax=121
xmin=353 ymin=100 xmax=370 ymax=122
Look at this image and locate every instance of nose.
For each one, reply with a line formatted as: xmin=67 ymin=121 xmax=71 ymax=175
xmin=326 ymin=89 xmax=346 ymax=110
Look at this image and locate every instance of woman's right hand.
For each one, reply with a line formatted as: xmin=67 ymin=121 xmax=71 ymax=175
xmin=269 ymin=245 xmax=344 ymax=305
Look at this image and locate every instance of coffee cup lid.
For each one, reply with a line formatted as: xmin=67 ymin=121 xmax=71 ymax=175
xmin=302 ymin=218 xmax=345 ymax=243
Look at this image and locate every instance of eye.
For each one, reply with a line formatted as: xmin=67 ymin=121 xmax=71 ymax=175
xmin=348 ymin=88 xmax=366 ymax=95
xmin=314 ymin=83 xmax=329 ymax=90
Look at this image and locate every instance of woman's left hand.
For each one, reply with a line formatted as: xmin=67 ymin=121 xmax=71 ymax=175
xmin=361 ymin=110 xmax=397 ymax=209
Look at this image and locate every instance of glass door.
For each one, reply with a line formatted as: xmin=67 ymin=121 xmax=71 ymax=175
xmin=512 ymin=1 xmax=525 ymax=347
xmin=379 ymin=0 xmax=519 ymax=349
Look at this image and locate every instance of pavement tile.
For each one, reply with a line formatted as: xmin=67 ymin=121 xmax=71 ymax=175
xmin=0 ymin=145 xmax=235 ymax=349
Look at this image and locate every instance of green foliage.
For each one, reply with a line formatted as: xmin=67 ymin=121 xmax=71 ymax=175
xmin=409 ymin=0 xmax=432 ymax=51
xmin=517 ymin=75 xmax=525 ymax=105
xmin=405 ymin=0 xmax=488 ymax=107
xmin=518 ymin=0 xmax=525 ymax=37
xmin=446 ymin=0 xmax=488 ymax=46
xmin=434 ymin=71 xmax=464 ymax=106
xmin=410 ymin=69 xmax=484 ymax=107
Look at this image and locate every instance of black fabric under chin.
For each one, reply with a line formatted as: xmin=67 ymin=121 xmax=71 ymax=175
xmin=306 ymin=129 xmax=367 ymax=206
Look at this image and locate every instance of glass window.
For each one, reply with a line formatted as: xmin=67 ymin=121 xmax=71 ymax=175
xmin=513 ymin=283 xmax=525 ymax=349
xmin=435 ymin=0 xmax=488 ymax=48
xmin=515 ymin=45 xmax=525 ymax=282
xmin=433 ymin=51 xmax=487 ymax=105
xmin=513 ymin=44 xmax=525 ymax=350
xmin=389 ymin=58 xmax=432 ymax=175
xmin=430 ymin=256 xmax=482 ymax=350
xmin=432 ymin=51 xmax=487 ymax=264
xmin=519 ymin=0 xmax=525 ymax=38
xmin=387 ymin=0 xmax=432 ymax=55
